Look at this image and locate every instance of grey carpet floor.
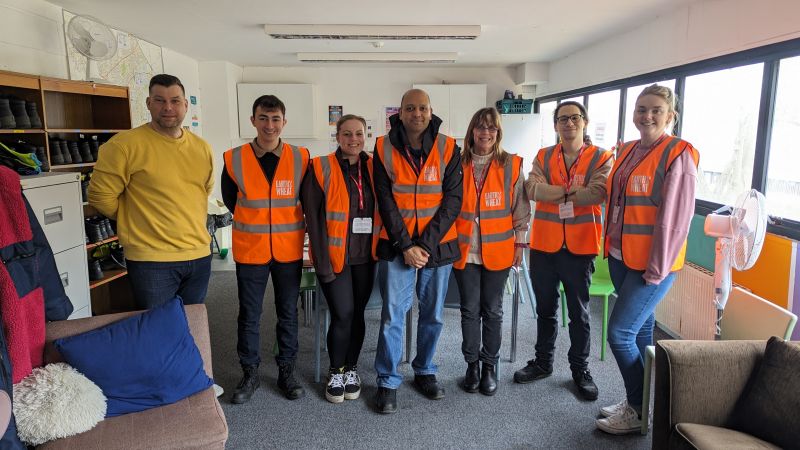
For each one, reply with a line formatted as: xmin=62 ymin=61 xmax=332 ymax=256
xmin=205 ymin=270 xmax=653 ymax=450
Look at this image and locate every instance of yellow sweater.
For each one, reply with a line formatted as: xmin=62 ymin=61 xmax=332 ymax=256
xmin=88 ymin=124 xmax=214 ymax=262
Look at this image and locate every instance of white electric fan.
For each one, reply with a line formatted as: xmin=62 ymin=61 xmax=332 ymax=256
xmin=66 ymin=15 xmax=118 ymax=83
xmin=703 ymin=189 xmax=768 ymax=335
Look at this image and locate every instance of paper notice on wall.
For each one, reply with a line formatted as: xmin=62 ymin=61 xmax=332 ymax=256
xmin=329 ymin=105 xmax=343 ymax=126
xmin=385 ymin=106 xmax=400 ymax=133
xmin=189 ymin=95 xmax=201 ymax=134
xmin=329 ymin=126 xmax=338 ymax=152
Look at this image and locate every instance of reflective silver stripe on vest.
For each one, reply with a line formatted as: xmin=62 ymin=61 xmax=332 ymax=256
xmin=622 ymin=224 xmax=655 ymax=235
xmin=233 ymin=221 xmax=269 ymax=233
xmin=271 ymin=221 xmax=306 ymax=233
xmin=326 ymin=211 xmax=346 ymax=222
xmin=541 ymin=145 xmax=557 ymax=183
xmin=626 ymin=196 xmax=658 ymax=207
xmin=649 ymin=138 xmax=681 ymax=204
xmin=583 ymin=148 xmax=602 ymax=187
xmin=481 ymin=229 xmax=515 ymax=243
xmin=233 ymin=221 xmax=306 ymax=234
xmin=417 ymin=205 xmax=440 ymax=218
xmin=481 ymin=209 xmax=511 ymax=219
xmin=460 ymin=211 xmax=476 ymax=221
xmin=534 ymin=210 xmax=600 ymax=225
xmin=393 ymin=184 xmax=442 ymax=194
xmin=238 ymin=198 xmax=270 ymax=208
xmin=231 ymin=144 xmax=247 ymax=197
xmin=399 ymin=208 xmax=416 ymax=219
xmin=319 ymin=155 xmax=332 ymax=193
xmin=458 ymin=233 xmax=470 ymax=243
xmin=288 ymin=144 xmax=304 ymax=201
xmin=329 ymin=236 xmax=344 ymax=247
xmin=436 ymin=133 xmax=447 ymax=177
xmin=382 ymin=136 xmax=395 ymax=182
xmin=271 ymin=198 xmax=298 ymax=208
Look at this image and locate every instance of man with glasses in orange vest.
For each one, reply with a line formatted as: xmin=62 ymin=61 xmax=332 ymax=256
xmin=372 ymin=89 xmax=463 ymax=414
xmin=221 ymin=95 xmax=309 ymax=404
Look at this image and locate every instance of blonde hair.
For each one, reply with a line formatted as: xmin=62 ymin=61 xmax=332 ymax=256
xmin=336 ymin=114 xmax=366 ymax=134
xmin=462 ymin=107 xmax=508 ymax=166
xmin=637 ymin=84 xmax=679 ymax=127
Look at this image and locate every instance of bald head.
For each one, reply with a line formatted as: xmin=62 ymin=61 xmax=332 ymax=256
xmin=399 ymin=89 xmax=433 ymax=137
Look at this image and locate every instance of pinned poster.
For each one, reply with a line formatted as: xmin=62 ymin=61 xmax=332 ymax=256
xmin=384 ymin=106 xmax=400 ymax=133
xmin=329 ymin=105 xmax=343 ymax=126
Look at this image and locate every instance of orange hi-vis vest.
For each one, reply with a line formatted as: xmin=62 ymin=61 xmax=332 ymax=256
xmin=603 ymin=136 xmax=700 ymax=271
xmin=376 ymin=133 xmax=458 ymax=244
xmin=310 ymin=153 xmax=380 ymax=273
xmin=455 ymin=154 xmax=522 ymax=270
xmin=223 ymin=142 xmax=309 ymax=264
xmin=530 ymin=144 xmax=613 ymax=255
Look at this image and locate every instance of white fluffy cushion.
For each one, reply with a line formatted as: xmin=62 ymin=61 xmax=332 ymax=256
xmin=13 ymin=362 xmax=106 ymax=445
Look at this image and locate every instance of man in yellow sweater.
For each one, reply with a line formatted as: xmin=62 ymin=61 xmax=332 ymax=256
xmin=88 ymin=74 xmax=214 ymax=310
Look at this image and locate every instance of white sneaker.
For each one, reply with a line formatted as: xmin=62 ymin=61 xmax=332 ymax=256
xmin=343 ymin=368 xmax=361 ymax=400
xmin=213 ymin=383 xmax=224 ymax=398
xmin=600 ymin=399 xmax=628 ymax=418
xmin=596 ymin=403 xmax=642 ymax=435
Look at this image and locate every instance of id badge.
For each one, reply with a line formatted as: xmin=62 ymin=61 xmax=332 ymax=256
xmin=612 ymin=206 xmax=620 ymax=224
xmin=558 ymin=201 xmax=575 ymax=219
xmin=352 ymin=217 xmax=373 ymax=234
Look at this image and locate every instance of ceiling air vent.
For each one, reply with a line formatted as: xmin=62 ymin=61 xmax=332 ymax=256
xmin=266 ymin=24 xmax=480 ymax=40
xmin=297 ymin=52 xmax=458 ymax=63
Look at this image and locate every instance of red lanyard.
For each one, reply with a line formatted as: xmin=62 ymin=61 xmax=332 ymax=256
xmin=614 ymin=134 xmax=667 ymax=206
xmin=556 ymin=144 xmax=586 ymax=193
xmin=403 ymin=146 xmax=423 ymax=175
xmin=472 ymin=159 xmax=493 ymax=194
xmin=349 ymin=162 xmax=365 ymax=210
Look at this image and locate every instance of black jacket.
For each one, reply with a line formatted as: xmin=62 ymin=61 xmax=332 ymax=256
xmin=372 ymin=114 xmax=463 ymax=267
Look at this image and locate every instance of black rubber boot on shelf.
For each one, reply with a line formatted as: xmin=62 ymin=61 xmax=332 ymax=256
xmin=61 ymin=141 xmax=72 ymax=164
xmin=25 ymin=101 xmax=42 ymax=129
xmin=79 ymin=141 xmax=93 ymax=162
xmin=69 ymin=141 xmax=82 ymax=163
xmin=36 ymin=146 xmax=49 ymax=171
xmin=88 ymin=259 xmax=104 ymax=281
xmin=0 ymin=98 xmax=15 ymax=128
xmin=9 ymin=98 xmax=30 ymax=129
xmin=50 ymin=142 xmax=64 ymax=165
xmin=102 ymin=218 xmax=114 ymax=238
xmin=277 ymin=360 xmax=305 ymax=400
xmin=85 ymin=220 xmax=104 ymax=243
xmin=90 ymin=140 xmax=99 ymax=161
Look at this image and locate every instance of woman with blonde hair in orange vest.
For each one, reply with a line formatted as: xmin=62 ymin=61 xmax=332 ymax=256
xmin=513 ymin=101 xmax=614 ymax=402
xmin=454 ymin=107 xmax=530 ymax=396
xmin=596 ymin=84 xmax=699 ymax=435
xmin=301 ymin=114 xmax=378 ymax=404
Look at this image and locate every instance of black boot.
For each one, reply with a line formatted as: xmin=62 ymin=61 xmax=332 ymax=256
xmin=461 ymin=361 xmax=480 ymax=393
xmin=480 ymin=362 xmax=498 ymax=396
xmin=277 ymin=360 xmax=305 ymax=400
xmin=231 ymin=365 xmax=260 ymax=404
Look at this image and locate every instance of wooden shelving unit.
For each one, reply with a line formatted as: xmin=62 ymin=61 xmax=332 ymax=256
xmin=2 ymin=69 xmax=133 ymax=316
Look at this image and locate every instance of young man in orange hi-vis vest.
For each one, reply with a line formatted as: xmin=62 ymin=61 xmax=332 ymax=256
xmin=221 ymin=95 xmax=310 ymax=404
xmin=372 ymin=89 xmax=463 ymax=414
xmin=513 ymin=101 xmax=613 ymax=402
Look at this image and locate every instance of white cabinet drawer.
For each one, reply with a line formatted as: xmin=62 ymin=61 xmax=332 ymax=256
xmin=23 ymin=181 xmax=84 ymax=254
xmin=53 ymin=245 xmax=90 ymax=316
xmin=68 ymin=306 xmax=90 ymax=320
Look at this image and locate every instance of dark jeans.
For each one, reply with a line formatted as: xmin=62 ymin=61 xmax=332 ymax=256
xmin=529 ymin=249 xmax=594 ymax=372
xmin=235 ymin=260 xmax=302 ymax=367
xmin=126 ymin=255 xmax=212 ymax=309
xmin=454 ymin=264 xmax=509 ymax=365
xmin=319 ymin=262 xmax=375 ymax=369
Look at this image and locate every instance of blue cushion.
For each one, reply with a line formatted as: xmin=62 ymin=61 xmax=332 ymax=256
xmin=54 ymin=297 xmax=213 ymax=417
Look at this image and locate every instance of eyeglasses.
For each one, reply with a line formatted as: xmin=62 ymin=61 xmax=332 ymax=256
xmin=556 ymin=114 xmax=584 ymax=125
xmin=476 ymin=125 xmax=499 ymax=133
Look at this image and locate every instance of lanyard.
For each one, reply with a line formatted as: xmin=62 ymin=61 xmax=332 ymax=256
xmin=403 ymin=146 xmax=423 ymax=175
xmin=472 ymin=159 xmax=493 ymax=195
xmin=349 ymin=162 xmax=365 ymax=210
xmin=556 ymin=144 xmax=586 ymax=193
xmin=614 ymin=133 xmax=668 ymax=206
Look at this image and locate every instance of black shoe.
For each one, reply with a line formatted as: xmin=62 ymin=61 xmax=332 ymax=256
xmin=231 ymin=365 xmax=260 ymax=404
xmin=277 ymin=361 xmax=305 ymax=400
xmin=480 ymin=362 xmax=498 ymax=396
xmin=572 ymin=369 xmax=599 ymax=401
xmin=85 ymin=220 xmax=104 ymax=243
xmin=88 ymin=259 xmax=104 ymax=281
xmin=375 ymin=387 xmax=397 ymax=414
xmin=325 ymin=367 xmax=345 ymax=404
xmin=513 ymin=360 xmax=552 ymax=384
xmin=343 ymin=365 xmax=361 ymax=400
xmin=461 ymin=361 xmax=480 ymax=393
xmin=9 ymin=98 xmax=30 ymax=129
xmin=413 ymin=374 xmax=445 ymax=400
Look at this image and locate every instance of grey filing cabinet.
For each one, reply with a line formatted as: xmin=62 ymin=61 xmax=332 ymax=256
xmin=20 ymin=172 xmax=91 ymax=319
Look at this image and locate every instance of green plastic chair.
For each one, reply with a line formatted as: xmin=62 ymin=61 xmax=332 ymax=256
xmin=559 ymin=257 xmax=614 ymax=361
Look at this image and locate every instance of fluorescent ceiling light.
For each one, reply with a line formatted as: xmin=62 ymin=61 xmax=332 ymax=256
xmin=297 ymin=52 xmax=458 ymax=63
xmin=266 ymin=24 xmax=480 ymax=40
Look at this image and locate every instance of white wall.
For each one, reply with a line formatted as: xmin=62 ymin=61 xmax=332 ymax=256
xmin=163 ymin=48 xmax=203 ymax=135
xmin=538 ymin=0 xmax=800 ymax=96
xmin=240 ymin=66 xmax=516 ymax=156
xmin=0 ymin=0 xmax=67 ymax=78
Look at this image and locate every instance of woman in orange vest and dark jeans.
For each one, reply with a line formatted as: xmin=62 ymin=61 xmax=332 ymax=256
xmin=454 ymin=107 xmax=530 ymax=396
xmin=301 ymin=114 xmax=378 ymax=404
xmin=596 ymin=84 xmax=699 ymax=435
xmin=514 ymin=101 xmax=614 ymax=401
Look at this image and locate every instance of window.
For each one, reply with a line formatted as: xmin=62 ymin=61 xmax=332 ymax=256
xmin=623 ymin=80 xmax=675 ymax=142
xmin=682 ymin=64 xmax=763 ymax=206
xmin=766 ymin=56 xmax=800 ymax=221
xmin=538 ymin=101 xmax=557 ymax=148
xmin=586 ymin=90 xmax=620 ymax=150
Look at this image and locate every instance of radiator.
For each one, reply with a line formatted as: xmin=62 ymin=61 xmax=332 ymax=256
xmin=655 ymin=262 xmax=717 ymax=340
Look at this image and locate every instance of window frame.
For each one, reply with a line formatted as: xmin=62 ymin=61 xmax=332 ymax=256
xmin=534 ymin=37 xmax=800 ymax=240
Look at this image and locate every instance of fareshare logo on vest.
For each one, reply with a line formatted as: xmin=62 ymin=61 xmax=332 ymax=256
xmin=630 ymin=175 xmax=651 ymax=193
xmin=484 ymin=191 xmax=502 ymax=207
xmin=275 ymin=180 xmax=293 ymax=196
xmin=423 ymin=166 xmax=439 ymax=182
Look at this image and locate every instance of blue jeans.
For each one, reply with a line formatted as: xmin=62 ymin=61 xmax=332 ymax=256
xmin=607 ymin=256 xmax=676 ymax=409
xmin=126 ymin=255 xmax=212 ymax=309
xmin=374 ymin=257 xmax=452 ymax=389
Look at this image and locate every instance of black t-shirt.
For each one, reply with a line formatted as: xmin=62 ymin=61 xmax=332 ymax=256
xmin=342 ymin=157 xmax=375 ymax=265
